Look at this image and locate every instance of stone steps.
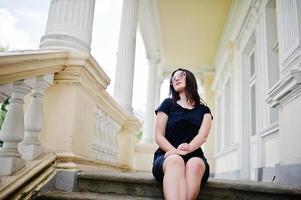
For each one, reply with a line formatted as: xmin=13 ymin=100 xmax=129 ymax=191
xmin=35 ymin=190 xmax=161 ymax=200
xmin=35 ymin=170 xmax=301 ymax=200
xmin=77 ymin=171 xmax=163 ymax=199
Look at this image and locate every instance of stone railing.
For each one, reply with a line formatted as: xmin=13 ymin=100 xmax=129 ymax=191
xmin=0 ymin=50 xmax=140 ymax=176
xmin=92 ymin=108 xmax=121 ymax=163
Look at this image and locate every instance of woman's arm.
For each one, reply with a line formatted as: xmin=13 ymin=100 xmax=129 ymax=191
xmin=187 ymin=113 xmax=212 ymax=152
xmin=154 ymin=112 xmax=176 ymax=152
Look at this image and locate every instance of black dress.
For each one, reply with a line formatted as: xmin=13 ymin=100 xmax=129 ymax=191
xmin=152 ymin=98 xmax=213 ymax=184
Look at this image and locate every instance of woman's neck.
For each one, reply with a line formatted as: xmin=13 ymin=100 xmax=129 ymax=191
xmin=179 ymin=92 xmax=186 ymax=102
xmin=178 ymin=91 xmax=195 ymax=107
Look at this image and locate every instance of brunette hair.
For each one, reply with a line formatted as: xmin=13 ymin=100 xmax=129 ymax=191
xmin=169 ymin=68 xmax=206 ymax=106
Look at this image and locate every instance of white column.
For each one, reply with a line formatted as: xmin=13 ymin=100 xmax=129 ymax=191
xmin=141 ymin=54 xmax=160 ymax=143
xmin=113 ymin=0 xmax=139 ymax=113
xmin=40 ymin=0 xmax=95 ymax=52
xmin=18 ymin=75 xmax=53 ymax=160
xmin=0 ymin=80 xmax=32 ymax=175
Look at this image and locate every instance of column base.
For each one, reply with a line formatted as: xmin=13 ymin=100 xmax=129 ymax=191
xmin=134 ymin=142 xmax=157 ymax=171
xmin=0 ymin=157 xmax=25 ymax=175
xmin=18 ymin=144 xmax=44 ymax=160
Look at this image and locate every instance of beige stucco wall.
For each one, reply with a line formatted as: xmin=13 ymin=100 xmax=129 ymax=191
xmin=215 ymin=149 xmax=239 ymax=173
xmin=39 ymin=83 xmax=96 ymax=157
xmin=40 ymin=84 xmax=77 ymax=152
xmin=72 ymin=87 xmax=95 ymax=157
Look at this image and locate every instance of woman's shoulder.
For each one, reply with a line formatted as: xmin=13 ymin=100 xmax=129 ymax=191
xmin=155 ymin=98 xmax=174 ymax=115
xmin=199 ymin=103 xmax=210 ymax=109
xmin=198 ymin=104 xmax=213 ymax=119
xmin=161 ymin=98 xmax=173 ymax=105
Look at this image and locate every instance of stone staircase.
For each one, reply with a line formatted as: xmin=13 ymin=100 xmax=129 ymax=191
xmin=34 ymin=170 xmax=301 ymax=200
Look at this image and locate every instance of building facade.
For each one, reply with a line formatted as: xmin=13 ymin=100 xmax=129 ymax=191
xmin=211 ymin=0 xmax=301 ymax=186
xmin=0 ymin=0 xmax=300 ymax=191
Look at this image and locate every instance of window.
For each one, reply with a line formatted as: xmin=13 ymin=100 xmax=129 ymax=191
xmin=265 ymin=0 xmax=279 ymax=123
xmin=224 ymin=78 xmax=232 ymax=147
xmin=250 ymin=85 xmax=256 ymax=136
xmin=249 ymin=49 xmax=257 ymax=136
xmin=216 ymin=96 xmax=222 ymax=152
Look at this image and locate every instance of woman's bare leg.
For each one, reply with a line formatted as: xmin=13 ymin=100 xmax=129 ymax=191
xmin=185 ymin=157 xmax=206 ymax=200
xmin=163 ymin=154 xmax=187 ymax=200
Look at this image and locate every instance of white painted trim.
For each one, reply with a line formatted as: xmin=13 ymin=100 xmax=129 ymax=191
xmin=259 ymin=121 xmax=279 ymax=139
xmin=214 ymin=143 xmax=239 ymax=159
xmin=266 ymin=69 xmax=301 ymax=110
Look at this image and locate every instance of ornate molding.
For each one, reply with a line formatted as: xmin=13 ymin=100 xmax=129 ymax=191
xmin=146 ymin=51 xmax=161 ymax=65
xmin=212 ymin=41 xmax=234 ymax=92
xmin=235 ymin=0 xmax=264 ymax=50
xmin=266 ymin=69 xmax=301 ymax=110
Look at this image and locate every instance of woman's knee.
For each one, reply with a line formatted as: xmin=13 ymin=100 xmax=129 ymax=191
xmin=186 ymin=158 xmax=206 ymax=175
xmin=163 ymin=154 xmax=185 ymax=170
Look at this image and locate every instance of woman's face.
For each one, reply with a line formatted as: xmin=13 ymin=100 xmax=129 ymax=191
xmin=171 ymin=70 xmax=186 ymax=92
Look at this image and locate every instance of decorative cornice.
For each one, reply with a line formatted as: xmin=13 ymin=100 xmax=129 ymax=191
xmin=235 ymin=0 xmax=264 ymax=49
xmin=266 ymin=69 xmax=301 ymax=110
xmin=212 ymin=41 xmax=235 ymax=92
xmin=281 ymin=46 xmax=301 ymax=76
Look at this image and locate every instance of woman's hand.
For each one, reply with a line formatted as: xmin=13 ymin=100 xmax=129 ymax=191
xmin=164 ymin=148 xmax=189 ymax=158
xmin=177 ymin=143 xmax=190 ymax=151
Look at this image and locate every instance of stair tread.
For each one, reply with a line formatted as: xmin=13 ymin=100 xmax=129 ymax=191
xmin=78 ymin=170 xmax=157 ymax=184
xmin=38 ymin=190 xmax=162 ymax=200
xmin=78 ymin=170 xmax=301 ymax=195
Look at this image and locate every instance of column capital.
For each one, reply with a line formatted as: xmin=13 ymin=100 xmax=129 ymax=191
xmin=146 ymin=51 xmax=161 ymax=65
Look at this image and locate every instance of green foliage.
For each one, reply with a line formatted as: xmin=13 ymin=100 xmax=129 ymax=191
xmin=0 ymin=98 xmax=10 ymax=147
xmin=0 ymin=98 xmax=9 ymax=129
xmin=136 ymin=127 xmax=143 ymax=143
xmin=0 ymin=45 xmax=9 ymax=52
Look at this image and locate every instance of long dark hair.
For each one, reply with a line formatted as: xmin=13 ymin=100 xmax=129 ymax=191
xmin=169 ymin=68 xmax=206 ymax=106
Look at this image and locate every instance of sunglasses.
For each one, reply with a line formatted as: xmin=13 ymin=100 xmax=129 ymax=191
xmin=171 ymin=71 xmax=186 ymax=83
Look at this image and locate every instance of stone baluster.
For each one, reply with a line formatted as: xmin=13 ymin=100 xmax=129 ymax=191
xmin=19 ymin=75 xmax=53 ymax=160
xmin=0 ymin=80 xmax=33 ymax=175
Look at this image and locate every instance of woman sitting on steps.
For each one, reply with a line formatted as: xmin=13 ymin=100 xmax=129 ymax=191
xmin=152 ymin=68 xmax=213 ymax=200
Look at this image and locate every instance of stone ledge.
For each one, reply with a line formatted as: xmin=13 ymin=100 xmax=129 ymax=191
xmin=78 ymin=170 xmax=301 ymax=197
xmin=35 ymin=190 xmax=161 ymax=200
xmin=78 ymin=171 xmax=155 ymax=184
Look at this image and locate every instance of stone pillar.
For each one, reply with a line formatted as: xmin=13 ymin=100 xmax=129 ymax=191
xmin=113 ymin=0 xmax=139 ymax=113
xmin=40 ymin=0 xmax=95 ymax=52
xmin=18 ymin=75 xmax=53 ymax=160
xmin=266 ymin=0 xmax=301 ymax=185
xmin=141 ymin=54 xmax=160 ymax=143
xmin=0 ymin=80 xmax=32 ymax=175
